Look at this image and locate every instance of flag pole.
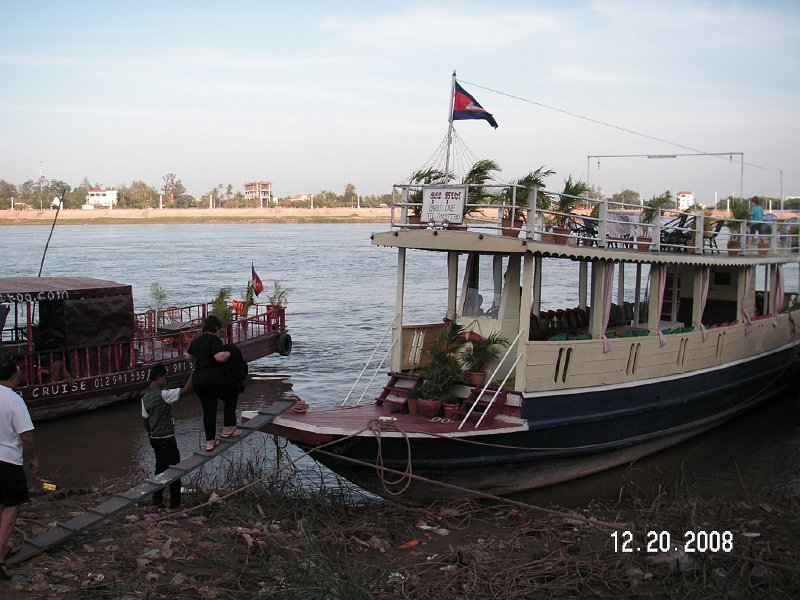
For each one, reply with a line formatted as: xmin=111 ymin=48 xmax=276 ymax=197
xmin=444 ymin=70 xmax=456 ymax=181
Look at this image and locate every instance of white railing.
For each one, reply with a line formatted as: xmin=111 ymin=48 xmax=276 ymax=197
xmin=342 ymin=315 xmax=398 ymax=407
xmin=389 ymin=184 xmax=800 ymax=256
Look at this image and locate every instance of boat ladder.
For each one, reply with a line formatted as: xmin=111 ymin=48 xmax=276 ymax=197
xmin=7 ymin=400 xmax=295 ymax=567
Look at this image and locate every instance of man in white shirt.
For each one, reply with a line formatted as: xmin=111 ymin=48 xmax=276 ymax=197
xmin=0 ymin=358 xmax=38 ymax=579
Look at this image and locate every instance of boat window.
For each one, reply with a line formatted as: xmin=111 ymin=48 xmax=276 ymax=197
xmin=461 ymin=254 xmax=506 ymax=319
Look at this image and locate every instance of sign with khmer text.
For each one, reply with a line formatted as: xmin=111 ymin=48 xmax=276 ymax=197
xmin=421 ymin=187 xmax=466 ymax=224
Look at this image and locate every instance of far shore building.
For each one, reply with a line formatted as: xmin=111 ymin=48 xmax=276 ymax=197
xmin=244 ymin=180 xmax=273 ymax=208
xmin=84 ymin=188 xmax=118 ymax=209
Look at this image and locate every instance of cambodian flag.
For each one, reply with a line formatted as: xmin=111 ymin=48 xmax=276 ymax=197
xmin=251 ymin=263 xmax=264 ymax=296
xmin=451 ymin=82 xmax=498 ymax=128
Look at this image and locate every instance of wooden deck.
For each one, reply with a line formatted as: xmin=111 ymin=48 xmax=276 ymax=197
xmin=267 ymin=400 xmax=525 ymax=442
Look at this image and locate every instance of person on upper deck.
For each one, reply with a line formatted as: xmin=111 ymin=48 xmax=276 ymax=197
xmin=750 ymin=196 xmax=765 ymax=235
xmin=186 ymin=315 xmax=240 ymax=452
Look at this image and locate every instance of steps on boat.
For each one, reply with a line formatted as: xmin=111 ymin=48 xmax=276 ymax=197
xmin=375 ymin=372 xmax=421 ymax=408
xmin=7 ymin=400 xmax=295 ymax=567
xmin=456 ymin=387 xmax=508 ymax=423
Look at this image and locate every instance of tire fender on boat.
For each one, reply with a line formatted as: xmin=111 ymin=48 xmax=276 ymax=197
xmin=277 ymin=332 xmax=292 ymax=356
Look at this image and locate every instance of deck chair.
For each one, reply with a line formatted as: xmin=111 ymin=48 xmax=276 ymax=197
xmin=703 ymin=220 xmax=724 ymax=253
xmin=565 ymin=216 xmax=598 ymax=246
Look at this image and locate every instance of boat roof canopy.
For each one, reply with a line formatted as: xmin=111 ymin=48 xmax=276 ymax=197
xmin=0 ymin=277 xmax=132 ymax=302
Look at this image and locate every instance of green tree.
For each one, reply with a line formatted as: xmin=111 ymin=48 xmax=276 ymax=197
xmin=162 ymin=173 xmax=186 ymax=204
xmin=611 ymin=189 xmax=642 ymax=205
xmin=128 ymin=181 xmax=156 ymax=208
xmin=343 ymin=182 xmax=358 ymax=207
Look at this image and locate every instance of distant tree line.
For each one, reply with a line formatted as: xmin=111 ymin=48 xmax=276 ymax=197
xmin=0 ymin=174 xmax=393 ymax=210
xmin=0 ymin=173 xmax=791 ymax=211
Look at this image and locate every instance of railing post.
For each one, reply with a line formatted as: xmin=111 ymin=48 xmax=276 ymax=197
xmin=654 ymin=210 xmax=663 ymax=252
xmin=770 ymin=221 xmax=778 ymax=253
xmin=527 ymin=186 xmax=537 ymax=239
xmin=598 ymin=198 xmax=608 ymax=246
xmin=399 ymin=186 xmax=409 ymax=226
xmin=694 ymin=213 xmax=704 ymax=252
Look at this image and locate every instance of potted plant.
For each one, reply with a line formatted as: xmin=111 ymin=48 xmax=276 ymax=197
xmin=147 ymin=281 xmax=168 ymax=332
xmin=550 ymin=175 xmax=589 ymax=245
xmin=462 ymin=159 xmax=501 ymax=221
xmin=210 ymin=286 xmax=233 ymax=329
xmin=727 ymin=199 xmax=750 ymax=255
xmin=408 ymin=318 xmax=467 ymax=417
xmin=495 ymin=166 xmax=555 ymax=236
xmin=637 ymin=191 xmax=672 ymax=251
xmin=460 ymin=331 xmax=509 ymax=386
xmin=266 ymin=281 xmax=294 ymax=307
xmin=232 ymin=280 xmax=257 ymax=327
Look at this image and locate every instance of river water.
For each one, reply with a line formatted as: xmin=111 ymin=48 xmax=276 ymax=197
xmin=2 ymin=223 xmax=799 ymax=504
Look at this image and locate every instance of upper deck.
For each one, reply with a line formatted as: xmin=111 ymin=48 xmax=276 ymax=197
xmin=372 ymin=183 xmax=800 ymax=267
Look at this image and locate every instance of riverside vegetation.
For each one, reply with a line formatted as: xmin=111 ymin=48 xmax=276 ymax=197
xmin=3 ymin=436 xmax=798 ymax=599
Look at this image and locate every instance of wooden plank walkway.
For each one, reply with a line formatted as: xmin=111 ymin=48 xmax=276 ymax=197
xmin=7 ymin=400 xmax=295 ymax=566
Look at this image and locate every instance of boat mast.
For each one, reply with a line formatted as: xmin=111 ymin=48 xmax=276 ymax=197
xmin=444 ymin=70 xmax=456 ymax=180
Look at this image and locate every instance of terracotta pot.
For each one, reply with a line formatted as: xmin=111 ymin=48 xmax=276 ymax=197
xmin=465 ymin=370 xmax=487 ymax=386
xmin=442 ymin=404 xmax=459 ymax=420
xmin=758 ymin=243 xmax=770 ymax=255
xmin=540 ymin=232 xmax=555 ymax=243
xmin=415 ymin=398 xmax=442 ymax=418
xmin=552 ymin=227 xmax=570 ymax=245
xmin=727 ymin=242 xmax=741 ymax=256
xmin=636 ymin=237 xmax=652 ymax=252
xmin=407 ymin=397 xmax=418 ymax=415
xmin=501 ymin=217 xmax=523 ymax=237
xmin=407 ymin=214 xmax=421 ymax=226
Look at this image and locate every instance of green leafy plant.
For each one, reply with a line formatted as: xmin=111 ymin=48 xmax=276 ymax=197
xmin=496 ymin=165 xmax=555 ymax=222
xmin=210 ymin=286 xmax=233 ymax=324
xmin=148 ymin=282 xmax=167 ymax=330
xmin=638 ymin=191 xmax=673 ymax=237
xmin=460 ymin=331 xmax=509 ymax=373
xmin=409 ymin=318 xmax=467 ymax=403
xmin=462 ymin=159 xmax=501 ymax=217
xmin=267 ymin=281 xmax=294 ymax=306
xmin=551 ymin=175 xmax=590 ymax=228
xmin=727 ymin=199 xmax=751 ymax=243
xmin=243 ymin=280 xmax=256 ymax=309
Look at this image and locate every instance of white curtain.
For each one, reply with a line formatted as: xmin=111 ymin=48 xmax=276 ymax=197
xmin=771 ymin=265 xmax=785 ymax=326
xmin=697 ymin=267 xmax=711 ymax=341
xmin=655 ymin=264 xmax=667 ymax=347
xmin=741 ymin=267 xmax=753 ymax=336
xmin=601 ymin=262 xmax=615 ymax=353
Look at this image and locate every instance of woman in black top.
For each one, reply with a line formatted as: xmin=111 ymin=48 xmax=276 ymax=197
xmin=187 ymin=315 xmax=240 ymax=451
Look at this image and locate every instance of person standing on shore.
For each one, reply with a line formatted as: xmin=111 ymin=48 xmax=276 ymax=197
xmin=187 ymin=315 xmax=240 ymax=451
xmin=0 ymin=358 xmax=38 ymax=580
xmin=141 ymin=363 xmax=193 ymax=510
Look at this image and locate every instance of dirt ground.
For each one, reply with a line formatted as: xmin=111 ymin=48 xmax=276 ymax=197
xmin=2 ymin=473 xmax=799 ymax=599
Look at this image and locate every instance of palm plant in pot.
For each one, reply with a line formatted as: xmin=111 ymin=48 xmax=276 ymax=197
xmin=637 ymin=191 xmax=672 ymax=251
xmin=495 ymin=166 xmax=555 ymax=236
xmin=550 ymin=175 xmax=589 ymax=244
xmin=408 ymin=318 xmax=466 ymax=418
xmin=460 ymin=331 xmax=510 ymax=386
xmin=727 ymin=199 xmax=751 ymax=255
xmin=462 ymin=159 xmax=502 ymax=221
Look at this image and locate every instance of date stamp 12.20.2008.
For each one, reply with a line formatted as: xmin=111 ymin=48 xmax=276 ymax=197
xmin=611 ymin=530 xmax=734 ymax=554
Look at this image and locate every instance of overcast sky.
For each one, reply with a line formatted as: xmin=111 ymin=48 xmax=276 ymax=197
xmin=1 ymin=0 xmax=798 ymax=205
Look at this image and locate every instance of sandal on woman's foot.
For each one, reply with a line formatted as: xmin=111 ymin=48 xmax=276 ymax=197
xmin=221 ymin=428 xmax=241 ymax=438
xmin=205 ymin=439 xmax=220 ymax=452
